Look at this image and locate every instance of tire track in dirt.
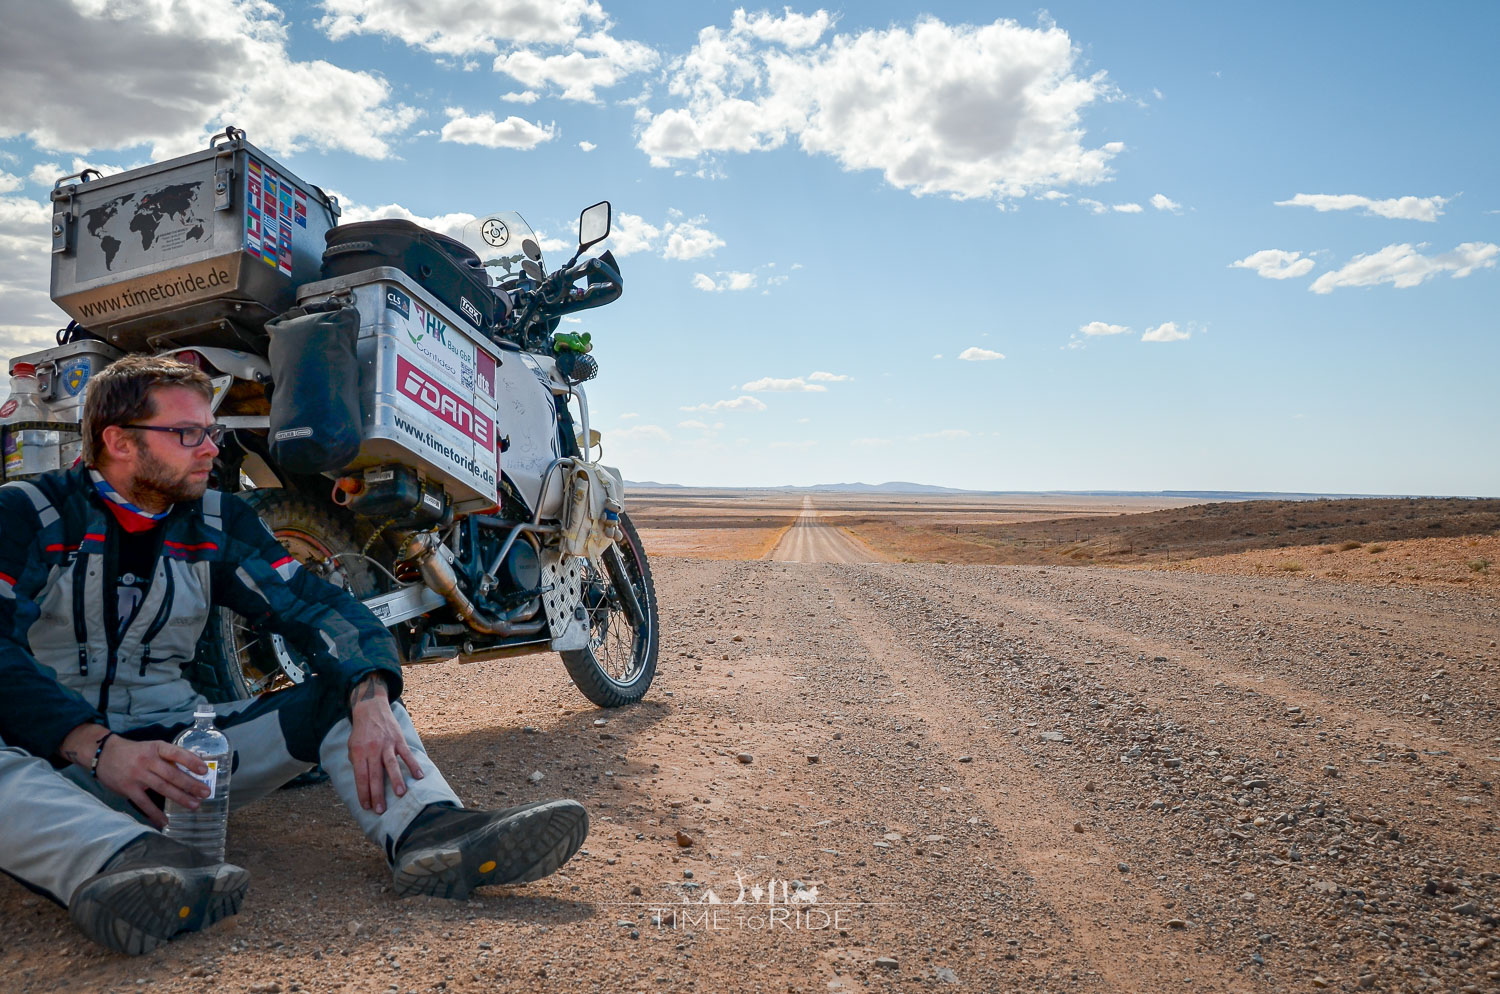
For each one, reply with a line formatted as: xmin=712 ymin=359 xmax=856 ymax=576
xmin=767 ymin=497 xmax=885 ymax=564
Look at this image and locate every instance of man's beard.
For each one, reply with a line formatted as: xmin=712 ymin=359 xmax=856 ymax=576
xmin=133 ymin=446 xmax=209 ymax=506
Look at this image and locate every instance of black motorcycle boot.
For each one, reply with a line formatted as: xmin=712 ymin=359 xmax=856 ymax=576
xmin=390 ymin=799 xmax=589 ymax=899
xmin=68 ymin=832 xmax=250 ymax=956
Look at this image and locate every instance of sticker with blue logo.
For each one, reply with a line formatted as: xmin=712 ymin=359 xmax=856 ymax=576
xmin=385 ymin=287 xmax=411 ymax=320
xmin=60 ymin=357 xmax=92 ymax=396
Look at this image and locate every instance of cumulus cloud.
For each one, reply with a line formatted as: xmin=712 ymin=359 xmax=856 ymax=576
xmin=808 ymin=371 xmax=850 ymax=382
xmin=680 ymin=396 xmax=767 ymax=412
xmin=638 ymin=13 xmax=1120 ymax=202
xmin=320 ymin=0 xmax=657 ymax=102
xmin=1309 ymin=242 xmax=1498 ymax=294
xmin=0 ymin=173 xmax=21 ymax=194
xmin=0 ymin=0 xmax=418 ymax=160
xmin=609 ymin=212 xmax=723 ymax=260
xmin=958 ymin=346 xmax=1005 ymax=361
xmin=440 ymin=109 xmax=556 ymax=149
xmin=494 ymin=33 xmax=659 ymax=103
xmin=1149 ymin=193 xmax=1181 ymax=212
xmin=1079 ymin=321 xmax=1130 ymax=336
xmin=0 ymin=193 xmax=62 ymax=352
xmin=1141 ymin=322 xmax=1189 ymax=342
xmin=1229 ymin=249 xmax=1316 ymax=280
xmin=692 ymin=271 xmax=757 ymax=292
xmin=1275 ymin=193 xmax=1450 ymax=222
xmin=319 ymin=0 xmax=609 ymax=54
xmin=1112 ymin=202 xmax=1144 ymax=213
xmin=332 ymin=200 xmax=477 ymax=239
xmin=502 ymin=90 xmax=540 ymax=103
xmin=741 ymin=377 xmax=827 ymax=393
xmin=578 ymin=140 xmax=597 ymax=152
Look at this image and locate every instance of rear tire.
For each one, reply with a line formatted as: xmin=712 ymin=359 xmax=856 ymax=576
xmin=560 ymin=512 xmax=659 ymax=707
xmin=187 ymin=488 xmax=375 ymax=702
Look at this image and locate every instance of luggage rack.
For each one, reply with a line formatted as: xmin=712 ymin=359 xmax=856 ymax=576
xmin=0 ymin=420 xmax=81 ymax=482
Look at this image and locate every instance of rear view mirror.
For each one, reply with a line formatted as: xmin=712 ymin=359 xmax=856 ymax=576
xmin=522 ymin=259 xmax=544 ymax=281
xmin=578 ymin=201 xmax=611 ymax=251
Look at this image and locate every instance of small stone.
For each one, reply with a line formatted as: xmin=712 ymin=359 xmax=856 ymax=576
xmin=1323 ymin=765 xmax=1338 ymax=777
xmin=1072 ymin=822 xmax=1084 ymax=834
xmin=1038 ymin=731 xmax=1068 ymax=743
xmin=1165 ymin=918 xmax=1187 ymax=929
xmin=522 ymin=726 xmax=538 ymax=735
xmin=732 ymin=635 xmax=743 ymax=642
xmin=1357 ymin=975 xmax=1375 ymax=989
xmin=832 ymin=732 xmax=843 ymax=740
xmin=883 ymin=831 xmax=903 ymax=842
xmin=1452 ymin=900 xmax=1480 ymax=915
xmin=249 ymin=984 xmax=282 ymax=994
xmin=934 ymin=966 xmax=959 ymax=984
xmin=874 ymin=957 xmax=899 ymax=970
xmin=1118 ymin=862 xmax=1130 ymax=874
xmin=1311 ymin=978 xmax=1329 ymax=989
xmin=594 ymin=718 xmax=608 ymax=727
xmin=630 ymin=885 xmax=643 ymax=896
xmin=958 ymin=755 xmax=974 ymax=763
xmin=675 ymin=830 xmax=695 ymax=848
xmin=694 ymin=664 xmax=702 ymax=671
xmin=736 ymin=753 xmax=754 ymax=764
xmin=683 ymin=869 xmax=694 ymax=879
xmin=527 ymin=770 xmax=544 ymax=783
xmin=807 ymin=754 xmax=820 ymax=764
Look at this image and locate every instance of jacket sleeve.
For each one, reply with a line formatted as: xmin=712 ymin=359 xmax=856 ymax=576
xmin=210 ymin=494 xmax=403 ymax=705
xmin=0 ymin=486 xmax=106 ymax=760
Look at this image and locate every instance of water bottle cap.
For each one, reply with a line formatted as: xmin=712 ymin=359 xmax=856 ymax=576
xmin=11 ymin=362 xmax=36 ymax=377
xmin=195 ymin=703 xmax=216 ymax=719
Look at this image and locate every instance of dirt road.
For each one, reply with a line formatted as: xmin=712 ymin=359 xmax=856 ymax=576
xmin=4 ymin=556 xmax=1497 ymax=992
xmin=768 ymin=497 xmax=885 ymax=563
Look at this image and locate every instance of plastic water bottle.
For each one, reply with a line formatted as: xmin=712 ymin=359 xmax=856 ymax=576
xmin=1 ymin=362 xmax=59 ymax=478
xmin=164 ymin=704 xmax=232 ymax=861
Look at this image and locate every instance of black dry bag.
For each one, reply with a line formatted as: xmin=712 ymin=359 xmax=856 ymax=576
xmin=267 ymin=303 xmax=363 ymax=474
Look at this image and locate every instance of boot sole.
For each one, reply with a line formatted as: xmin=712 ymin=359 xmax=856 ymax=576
xmin=69 ymin=863 xmax=249 ymax=956
xmin=392 ymin=800 xmax=589 ymax=899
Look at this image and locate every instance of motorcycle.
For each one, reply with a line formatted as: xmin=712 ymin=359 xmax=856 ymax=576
xmin=16 ymin=180 xmax=658 ymax=711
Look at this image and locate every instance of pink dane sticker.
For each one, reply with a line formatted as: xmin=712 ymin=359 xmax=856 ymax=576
xmin=397 ymin=355 xmax=494 ymax=450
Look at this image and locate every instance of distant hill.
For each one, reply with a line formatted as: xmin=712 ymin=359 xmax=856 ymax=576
xmin=623 ymin=481 xmax=1444 ymax=499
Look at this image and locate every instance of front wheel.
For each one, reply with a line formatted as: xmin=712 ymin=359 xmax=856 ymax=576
xmin=560 ymin=511 xmax=659 ymax=707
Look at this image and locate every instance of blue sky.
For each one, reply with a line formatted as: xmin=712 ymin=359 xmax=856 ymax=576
xmin=2 ymin=1 xmax=1496 ymax=494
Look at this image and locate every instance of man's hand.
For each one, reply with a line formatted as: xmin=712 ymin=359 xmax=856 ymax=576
xmin=346 ymin=675 xmax=424 ymax=814
xmin=59 ymin=723 xmax=211 ymax=829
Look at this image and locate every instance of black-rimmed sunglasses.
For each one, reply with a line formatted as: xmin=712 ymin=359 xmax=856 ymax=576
xmin=121 ymin=423 xmax=228 ymax=447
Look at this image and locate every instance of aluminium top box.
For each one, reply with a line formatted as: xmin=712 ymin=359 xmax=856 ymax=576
xmin=48 ymin=128 xmax=339 ymax=354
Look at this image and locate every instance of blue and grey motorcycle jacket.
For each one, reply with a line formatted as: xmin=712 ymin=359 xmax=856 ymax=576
xmin=0 ymin=465 xmax=401 ymax=761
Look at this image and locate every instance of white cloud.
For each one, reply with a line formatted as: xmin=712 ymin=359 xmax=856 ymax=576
xmin=0 ymin=173 xmax=20 ymax=194
xmin=318 ymin=0 xmax=607 ymax=53
xmin=680 ymin=396 xmax=767 ymax=412
xmin=1112 ymin=202 xmax=1144 ymax=213
xmin=440 ymin=109 xmax=556 ymax=149
xmin=662 ymin=221 xmax=726 ymax=260
xmin=769 ymin=439 xmax=818 ymax=450
xmin=1 ymin=0 xmax=418 ymax=160
xmin=692 ymin=271 xmax=757 ymax=292
xmin=330 ymin=199 xmax=477 ymax=240
xmin=494 ymin=33 xmax=659 ymax=103
xmin=502 ymin=90 xmax=540 ymax=104
xmin=741 ymin=377 xmax=827 ymax=393
xmin=578 ymin=140 xmax=597 ymax=152
xmin=1149 ymin=193 xmax=1181 ymax=212
xmin=958 ymin=346 xmax=1005 ymax=361
xmin=618 ymin=412 xmax=639 ymax=420
xmin=1229 ymin=249 xmax=1315 ymax=280
xmin=1309 ymin=242 xmax=1499 ymax=294
xmin=932 ymin=353 xmax=943 ymax=360
xmin=730 ymin=8 xmax=833 ymax=48
xmin=0 ymin=193 xmax=62 ymax=350
xmin=1275 ymin=193 xmax=1450 ymax=222
xmin=1142 ymin=322 xmax=1190 ymax=342
xmin=1076 ymin=197 xmax=1106 ymax=214
xmin=807 ymin=371 xmax=850 ymax=382
xmin=1079 ymin=321 xmax=1130 ymax=336
xmin=638 ymin=14 xmax=1120 ymax=202
xmin=677 ymin=419 xmax=713 ymax=430
xmin=918 ymin=428 xmax=971 ymax=439
xmin=609 ymin=212 xmax=722 ymax=260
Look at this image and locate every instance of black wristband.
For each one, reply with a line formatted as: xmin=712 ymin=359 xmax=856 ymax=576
xmin=89 ymin=731 xmax=115 ymax=779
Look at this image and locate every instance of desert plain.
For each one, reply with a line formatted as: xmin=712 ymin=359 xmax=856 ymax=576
xmin=2 ymin=490 xmax=1497 ymax=993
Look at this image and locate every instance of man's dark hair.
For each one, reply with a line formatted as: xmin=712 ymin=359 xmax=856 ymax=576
xmin=82 ymin=354 xmax=214 ymax=467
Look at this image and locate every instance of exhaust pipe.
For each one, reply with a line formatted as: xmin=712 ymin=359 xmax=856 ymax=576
xmin=402 ymin=532 xmax=548 ymax=638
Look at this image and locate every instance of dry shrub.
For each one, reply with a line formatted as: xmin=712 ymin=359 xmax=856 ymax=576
xmin=1282 ymin=562 xmax=1305 ymax=572
xmin=1340 ymin=540 xmax=1363 ymax=551
xmin=1368 ymin=544 xmax=1387 ymax=554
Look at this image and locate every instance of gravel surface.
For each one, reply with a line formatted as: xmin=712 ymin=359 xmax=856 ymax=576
xmin=2 ymin=556 xmax=1496 ymax=992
